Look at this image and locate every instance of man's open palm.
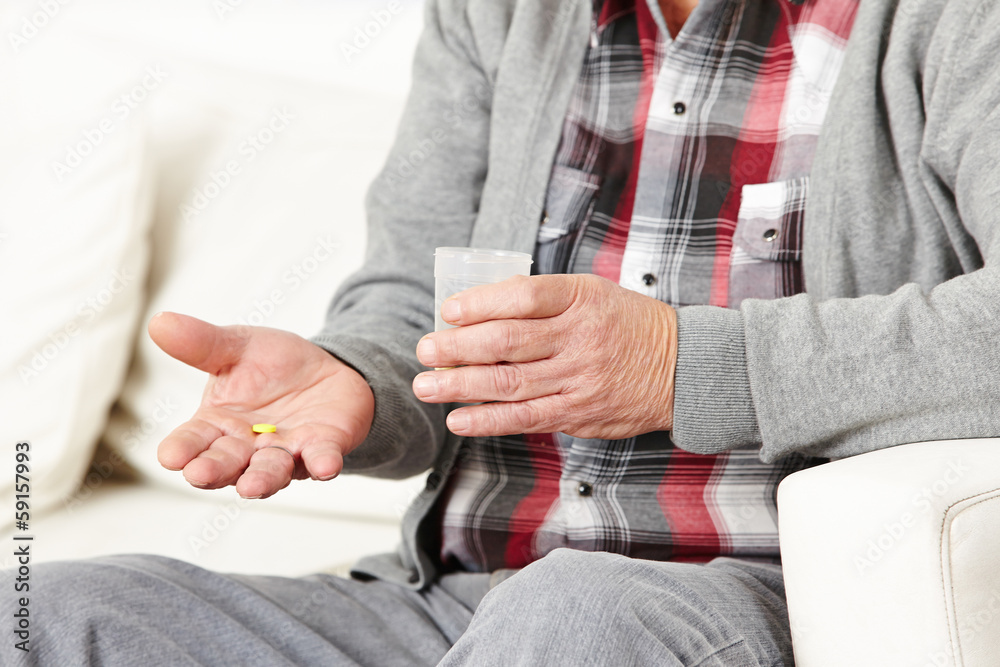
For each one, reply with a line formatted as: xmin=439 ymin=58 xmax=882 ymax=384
xmin=149 ymin=312 xmax=374 ymax=499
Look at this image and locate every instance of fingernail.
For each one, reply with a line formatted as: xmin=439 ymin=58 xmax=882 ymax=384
xmin=413 ymin=373 xmax=439 ymax=398
xmin=183 ymin=473 xmax=209 ymax=488
xmin=441 ymin=298 xmax=461 ymax=323
xmin=447 ymin=411 xmax=470 ymax=433
xmin=416 ymin=336 xmax=437 ymax=364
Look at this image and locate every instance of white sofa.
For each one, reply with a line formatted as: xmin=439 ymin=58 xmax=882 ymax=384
xmin=779 ymin=439 xmax=1000 ymax=666
xmin=1 ymin=0 xmax=427 ymax=577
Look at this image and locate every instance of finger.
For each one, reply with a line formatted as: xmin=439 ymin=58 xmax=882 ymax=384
xmin=182 ymin=434 xmax=256 ymax=489
xmin=442 ymin=275 xmax=580 ymax=326
xmin=148 ymin=311 xmax=249 ymax=376
xmin=235 ymin=446 xmax=296 ymax=499
xmin=299 ymin=442 xmax=344 ymax=482
xmin=413 ymin=360 xmax=561 ymax=404
xmin=416 ymin=319 xmax=558 ymax=368
xmin=444 ymin=394 xmax=574 ymax=437
xmin=158 ymin=409 xmax=256 ymax=471
xmin=157 ymin=418 xmax=224 ymax=471
xmin=281 ymin=424 xmax=347 ymax=481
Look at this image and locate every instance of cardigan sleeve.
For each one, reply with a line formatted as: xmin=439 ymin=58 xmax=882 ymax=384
xmin=311 ymin=0 xmax=498 ymax=478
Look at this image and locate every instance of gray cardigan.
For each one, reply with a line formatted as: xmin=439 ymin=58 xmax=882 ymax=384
xmin=311 ymin=0 xmax=1000 ymax=587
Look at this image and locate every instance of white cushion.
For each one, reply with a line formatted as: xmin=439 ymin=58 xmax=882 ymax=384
xmin=778 ymin=439 xmax=1000 ymax=667
xmin=0 ymin=17 xmax=154 ymax=526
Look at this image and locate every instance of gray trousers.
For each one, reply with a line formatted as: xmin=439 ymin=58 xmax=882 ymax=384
xmin=2 ymin=549 xmax=793 ymax=666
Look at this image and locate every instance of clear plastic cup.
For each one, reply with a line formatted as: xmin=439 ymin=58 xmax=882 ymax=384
xmin=434 ymin=247 xmax=533 ymax=331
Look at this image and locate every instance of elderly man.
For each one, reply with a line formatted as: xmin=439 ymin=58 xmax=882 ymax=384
xmin=10 ymin=0 xmax=1000 ymax=664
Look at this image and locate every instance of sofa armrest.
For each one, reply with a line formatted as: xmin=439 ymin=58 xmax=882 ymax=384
xmin=778 ymin=439 xmax=1000 ymax=667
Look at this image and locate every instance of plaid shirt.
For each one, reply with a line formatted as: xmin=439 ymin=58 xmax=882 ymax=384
xmin=439 ymin=0 xmax=858 ymax=572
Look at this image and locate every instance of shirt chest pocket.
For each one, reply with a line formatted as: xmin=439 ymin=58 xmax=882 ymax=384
xmin=535 ymin=164 xmax=601 ymax=274
xmin=728 ymin=177 xmax=809 ymax=309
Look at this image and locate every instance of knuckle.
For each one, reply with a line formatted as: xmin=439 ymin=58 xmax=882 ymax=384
xmin=476 ymin=401 xmax=529 ymax=436
xmin=481 ymin=407 xmax=505 ymax=434
xmin=506 ymin=400 xmax=547 ymax=433
xmin=435 ymin=332 xmax=458 ymax=360
xmin=515 ymin=275 xmax=539 ymax=312
xmin=494 ymin=323 xmax=522 ymax=358
xmin=259 ymin=453 xmax=288 ymax=476
xmin=492 ymin=362 xmax=523 ymax=396
xmin=540 ymin=326 xmax=564 ymax=358
xmin=509 ymin=273 xmax=532 ymax=290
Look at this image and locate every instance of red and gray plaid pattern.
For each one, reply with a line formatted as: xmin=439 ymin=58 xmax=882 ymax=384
xmin=438 ymin=0 xmax=858 ymax=572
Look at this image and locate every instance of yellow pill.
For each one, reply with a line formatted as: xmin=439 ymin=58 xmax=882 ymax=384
xmin=252 ymin=423 xmax=277 ymax=434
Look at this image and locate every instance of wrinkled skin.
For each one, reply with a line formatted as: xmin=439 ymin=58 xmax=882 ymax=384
xmin=412 ymin=274 xmax=678 ymax=440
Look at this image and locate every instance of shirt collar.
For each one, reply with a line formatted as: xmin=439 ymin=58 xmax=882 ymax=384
xmin=594 ymin=0 xmax=807 ymax=33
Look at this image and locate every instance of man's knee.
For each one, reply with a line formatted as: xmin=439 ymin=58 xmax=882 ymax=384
xmin=464 ymin=549 xmax=748 ymax=664
xmin=476 ymin=548 xmax=683 ymax=636
xmin=487 ymin=548 xmax=631 ymax=607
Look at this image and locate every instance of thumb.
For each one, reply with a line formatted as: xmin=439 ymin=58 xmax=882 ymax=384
xmin=148 ymin=311 xmax=249 ymax=376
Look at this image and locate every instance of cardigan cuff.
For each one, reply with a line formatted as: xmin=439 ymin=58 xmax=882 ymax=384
xmin=309 ymin=333 xmax=419 ymax=475
xmin=671 ymin=306 xmax=762 ymax=453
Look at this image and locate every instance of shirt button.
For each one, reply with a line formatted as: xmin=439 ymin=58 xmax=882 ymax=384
xmin=642 ymin=273 xmax=656 ymax=287
xmin=577 ymin=482 xmax=593 ymax=497
xmin=408 ymin=570 xmax=420 ymax=584
xmin=762 ymin=228 xmax=779 ymax=242
xmin=425 ymin=471 xmax=442 ymax=491
xmin=673 ymin=101 xmax=686 ymax=115
xmin=541 ymin=210 xmax=550 ymax=226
